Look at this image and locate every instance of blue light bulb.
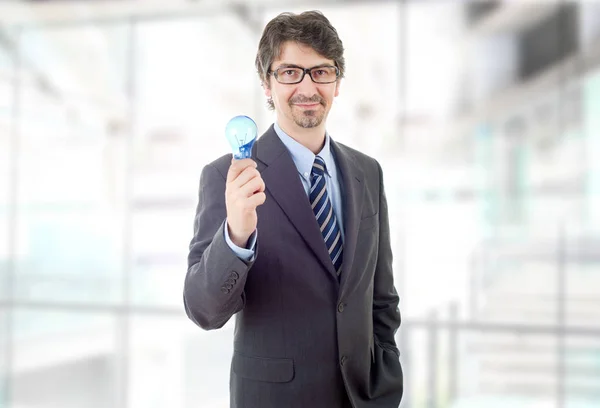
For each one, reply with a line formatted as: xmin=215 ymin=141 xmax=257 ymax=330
xmin=225 ymin=115 xmax=258 ymax=159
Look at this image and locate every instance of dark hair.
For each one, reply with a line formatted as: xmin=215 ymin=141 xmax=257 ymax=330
xmin=255 ymin=10 xmax=345 ymax=110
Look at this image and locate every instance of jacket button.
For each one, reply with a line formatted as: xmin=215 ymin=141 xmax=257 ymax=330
xmin=220 ymin=286 xmax=230 ymax=294
xmin=231 ymin=271 xmax=239 ymax=279
xmin=225 ymin=278 xmax=235 ymax=285
xmin=337 ymin=303 xmax=345 ymax=313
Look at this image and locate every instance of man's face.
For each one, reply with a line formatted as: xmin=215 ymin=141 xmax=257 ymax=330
xmin=264 ymin=41 xmax=340 ymax=130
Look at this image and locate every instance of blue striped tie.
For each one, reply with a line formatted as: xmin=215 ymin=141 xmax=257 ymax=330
xmin=309 ymin=156 xmax=343 ymax=277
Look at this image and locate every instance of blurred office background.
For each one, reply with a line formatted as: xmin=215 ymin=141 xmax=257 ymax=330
xmin=1 ymin=0 xmax=600 ymax=407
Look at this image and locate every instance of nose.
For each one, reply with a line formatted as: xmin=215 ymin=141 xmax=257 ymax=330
xmin=296 ymin=70 xmax=318 ymax=94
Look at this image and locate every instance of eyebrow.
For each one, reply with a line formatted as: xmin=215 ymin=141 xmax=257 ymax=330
xmin=275 ymin=63 xmax=334 ymax=70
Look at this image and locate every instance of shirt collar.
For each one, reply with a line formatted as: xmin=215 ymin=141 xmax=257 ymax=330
xmin=273 ymin=121 xmax=334 ymax=180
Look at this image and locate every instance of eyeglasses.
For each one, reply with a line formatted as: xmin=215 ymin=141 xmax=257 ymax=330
xmin=269 ymin=65 xmax=340 ymax=84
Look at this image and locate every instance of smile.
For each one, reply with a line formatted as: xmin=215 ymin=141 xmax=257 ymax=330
xmin=294 ymin=103 xmax=321 ymax=108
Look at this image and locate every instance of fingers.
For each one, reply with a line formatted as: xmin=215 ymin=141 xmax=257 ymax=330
xmin=225 ymin=158 xmax=265 ymax=246
xmin=227 ymin=158 xmax=264 ymax=197
xmin=231 ymin=166 xmax=262 ymax=191
xmin=232 ymin=191 xmax=266 ymax=212
xmin=227 ymin=158 xmax=257 ymax=183
xmin=238 ymin=176 xmax=265 ymax=198
xmin=226 ymin=158 xmax=265 ymax=206
xmin=246 ymin=191 xmax=266 ymax=208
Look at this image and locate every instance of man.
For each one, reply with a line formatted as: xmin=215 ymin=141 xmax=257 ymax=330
xmin=184 ymin=10 xmax=403 ymax=408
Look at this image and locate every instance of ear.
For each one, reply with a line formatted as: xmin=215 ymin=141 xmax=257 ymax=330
xmin=334 ymin=79 xmax=341 ymax=97
xmin=262 ymin=80 xmax=272 ymax=99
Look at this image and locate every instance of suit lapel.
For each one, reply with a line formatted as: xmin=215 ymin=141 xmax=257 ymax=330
xmin=330 ymin=140 xmax=364 ymax=294
xmin=254 ymin=125 xmax=338 ymax=279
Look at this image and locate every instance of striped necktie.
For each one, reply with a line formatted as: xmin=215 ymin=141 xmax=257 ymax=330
xmin=309 ymin=156 xmax=343 ymax=276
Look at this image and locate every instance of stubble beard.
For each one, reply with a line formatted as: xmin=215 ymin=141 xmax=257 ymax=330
xmin=289 ymin=97 xmax=327 ymax=129
xmin=292 ymin=108 xmax=325 ymax=128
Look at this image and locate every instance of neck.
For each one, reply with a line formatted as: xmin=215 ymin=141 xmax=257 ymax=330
xmin=277 ymin=121 xmax=326 ymax=155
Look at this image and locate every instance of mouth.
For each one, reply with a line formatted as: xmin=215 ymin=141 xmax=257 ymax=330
xmin=293 ymin=102 xmax=321 ymax=108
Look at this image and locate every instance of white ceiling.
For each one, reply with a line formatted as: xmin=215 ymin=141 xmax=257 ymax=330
xmin=0 ymin=0 xmax=310 ymax=26
xmin=0 ymin=0 xmax=564 ymax=33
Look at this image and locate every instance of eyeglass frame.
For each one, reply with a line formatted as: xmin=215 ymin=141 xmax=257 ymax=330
xmin=268 ymin=64 xmax=341 ymax=84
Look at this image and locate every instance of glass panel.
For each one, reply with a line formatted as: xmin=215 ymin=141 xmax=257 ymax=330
xmin=0 ymin=178 xmax=8 ymax=302
xmin=402 ymin=325 xmax=600 ymax=408
xmin=0 ymin=33 xmax=13 ymax=301
xmin=0 ymin=311 xmax=7 ymax=407
xmin=584 ymin=67 xmax=600 ymax=230
xmin=131 ymin=210 xmax=189 ymax=306
xmin=14 ymin=210 xmax=123 ymax=303
xmin=399 ymin=0 xmax=481 ymax=319
xmin=130 ymin=17 xmax=257 ymax=307
xmin=129 ymin=315 xmax=233 ymax=408
xmin=394 ymin=0 xmax=591 ymax=321
xmin=565 ymin=334 xmax=600 ymax=407
xmin=13 ymin=23 xmax=129 ymax=305
xmin=11 ymin=310 xmax=118 ymax=408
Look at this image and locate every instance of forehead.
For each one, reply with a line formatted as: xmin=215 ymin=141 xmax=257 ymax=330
xmin=273 ymin=41 xmax=334 ymax=67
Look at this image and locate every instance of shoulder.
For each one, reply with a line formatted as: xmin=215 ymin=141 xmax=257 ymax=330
xmin=201 ymin=153 xmax=233 ymax=181
xmin=333 ymin=141 xmax=382 ymax=177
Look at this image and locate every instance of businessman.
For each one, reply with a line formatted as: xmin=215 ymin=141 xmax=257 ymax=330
xmin=184 ymin=10 xmax=403 ymax=408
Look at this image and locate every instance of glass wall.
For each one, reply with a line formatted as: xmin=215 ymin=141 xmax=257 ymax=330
xmin=0 ymin=24 xmax=13 ymax=408
xmin=1 ymin=1 xmax=600 ymax=407
xmin=14 ymin=24 xmax=129 ymax=305
xmin=0 ymin=27 xmax=13 ymax=302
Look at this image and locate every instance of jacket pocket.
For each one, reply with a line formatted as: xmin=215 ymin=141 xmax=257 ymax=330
xmin=359 ymin=212 xmax=379 ymax=231
xmin=374 ymin=337 xmax=401 ymax=358
xmin=232 ymin=351 xmax=294 ymax=383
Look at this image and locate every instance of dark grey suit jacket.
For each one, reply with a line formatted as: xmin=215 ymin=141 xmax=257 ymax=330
xmin=184 ymin=124 xmax=403 ymax=407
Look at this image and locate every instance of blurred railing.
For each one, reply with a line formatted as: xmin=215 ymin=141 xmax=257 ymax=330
xmin=399 ymin=222 xmax=600 ymax=408
xmin=400 ymin=314 xmax=600 ymax=408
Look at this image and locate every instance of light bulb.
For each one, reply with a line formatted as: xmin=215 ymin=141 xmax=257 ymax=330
xmin=225 ymin=115 xmax=258 ymax=159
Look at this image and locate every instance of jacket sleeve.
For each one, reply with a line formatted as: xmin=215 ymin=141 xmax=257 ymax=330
xmin=183 ymin=163 xmax=256 ymax=330
xmin=368 ymin=161 xmax=404 ymax=403
xmin=372 ymin=161 xmax=401 ymax=354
